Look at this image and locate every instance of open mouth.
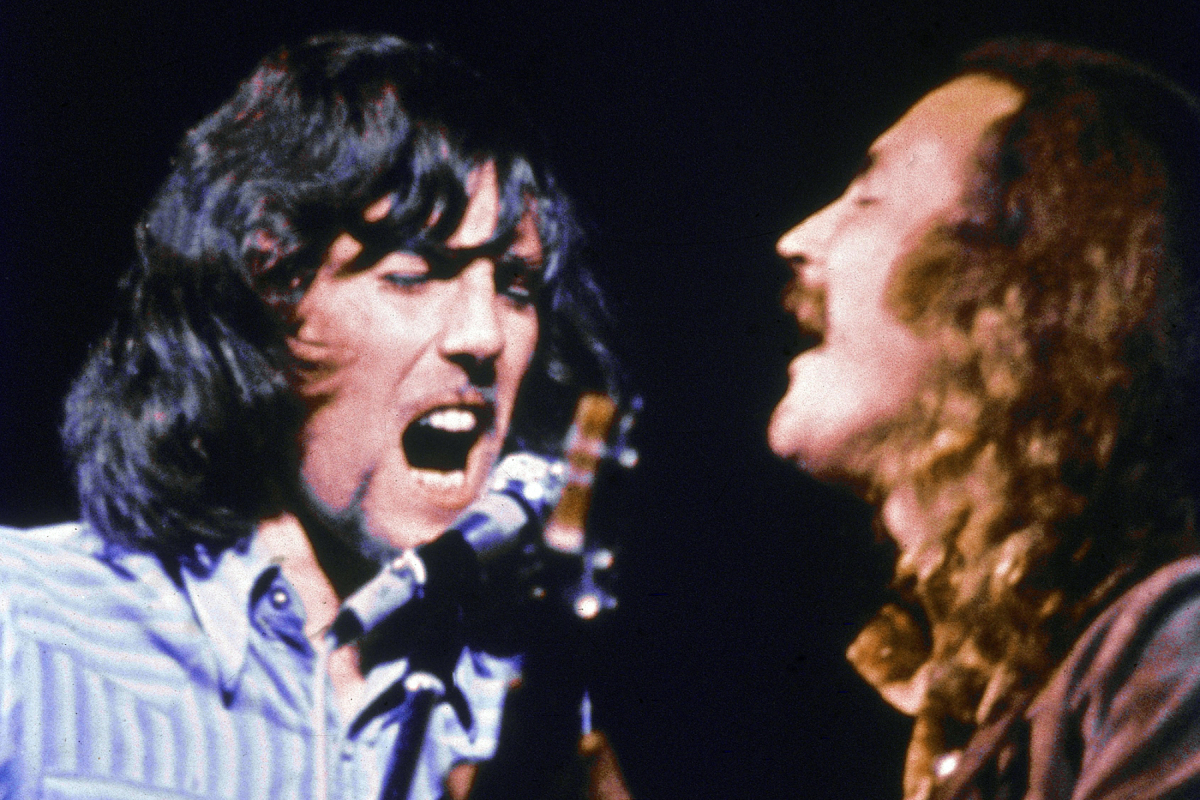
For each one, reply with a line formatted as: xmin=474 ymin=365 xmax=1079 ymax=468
xmin=792 ymin=290 xmax=827 ymax=353
xmin=401 ymin=404 xmax=496 ymax=489
xmin=783 ymin=276 xmax=826 ymax=354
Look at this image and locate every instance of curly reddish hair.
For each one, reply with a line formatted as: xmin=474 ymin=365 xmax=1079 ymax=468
xmin=845 ymin=40 xmax=1200 ymax=797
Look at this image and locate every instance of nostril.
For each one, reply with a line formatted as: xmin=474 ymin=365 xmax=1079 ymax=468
xmin=446 ymin=353 xmax=497 ymax=388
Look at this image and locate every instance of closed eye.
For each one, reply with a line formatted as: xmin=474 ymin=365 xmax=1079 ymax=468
xmin=847 ymin=150 xmax=879 ymax=208
xmin=382 ymin=253 xmax=541 ymax=305
xmin=382 ymin=257 xmax=431 ymax=289
xmin=845 ymin=178 xmax=879 ymax=209
xmin=494 ymin=257 xmax=542 ymax=306
xmin=381 ymin=248 xmax=460 ymax=289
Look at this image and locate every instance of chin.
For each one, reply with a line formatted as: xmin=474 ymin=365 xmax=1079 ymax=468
xmin=767 ymin=406 xmax=856 ymax=483
xmin=766 ymin=419 xmax=796 ymax=462
xmin=359 ymin=500 xmax=463 ymax=553
xmin=767 ymin=397 xmax=810 ymax=464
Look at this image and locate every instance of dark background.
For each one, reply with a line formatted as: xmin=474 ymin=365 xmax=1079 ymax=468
xmin=3 ymin=2 xmax=1197 ymax=798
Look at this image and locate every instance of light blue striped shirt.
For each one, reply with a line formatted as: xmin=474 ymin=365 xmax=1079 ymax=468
xmin=0 ymin=522 xmax=520 ymax=800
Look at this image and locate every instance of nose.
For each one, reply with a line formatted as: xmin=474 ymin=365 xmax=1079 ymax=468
xmin=439 ymin=259 xmax=504 ymax=384
xmin=776 ymin=200 xmax=839 ymax=263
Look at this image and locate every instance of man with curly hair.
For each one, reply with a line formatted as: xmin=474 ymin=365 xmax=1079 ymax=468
xmin=0 ymin=32 xmax=628 ymax=800
xmin=769 ymin=40 xmax=1200 ymax=799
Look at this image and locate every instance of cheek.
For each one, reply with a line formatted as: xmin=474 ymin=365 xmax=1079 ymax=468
xmin=292 ymin=282 xmax=373 ymax=363
xmin=292 ymin=302 xmax=438 ymax=416
xmin=828 ymin=228 xmax=919 ymax=347
xmin=503 ymin=311 xmax=540 ymax=376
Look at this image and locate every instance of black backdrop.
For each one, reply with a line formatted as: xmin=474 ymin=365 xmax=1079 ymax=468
xmin=2 ymin=2 xmax=1197 ymax=798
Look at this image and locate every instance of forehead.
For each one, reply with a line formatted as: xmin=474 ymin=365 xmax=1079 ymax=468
xmin=865 ymin=74 xmax=1023 ymax=205
xmin=445 ymin=162 xmax=502 ymax=250
xmin=435 ymin=161 xmax=544 ymax=261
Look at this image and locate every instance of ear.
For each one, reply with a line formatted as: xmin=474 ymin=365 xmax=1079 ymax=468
xmin=286 ymin=311 xmax=343 ymax=399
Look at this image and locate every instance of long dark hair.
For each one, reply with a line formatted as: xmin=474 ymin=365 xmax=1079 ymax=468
xmin=63 ymin=32 xmax=626 ymax=563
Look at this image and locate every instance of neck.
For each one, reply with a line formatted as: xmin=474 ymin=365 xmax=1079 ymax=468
xmin=881 ymin=483 xmax=936 ymax=554
xmin=255 ymin=512 xmax=347 ymax=638
xmin=255 ymin=511 xmax=374 ymax=719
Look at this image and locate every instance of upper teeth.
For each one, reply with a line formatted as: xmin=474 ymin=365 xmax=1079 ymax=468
xmin=426 ymin=409 xmax=477 ymax=432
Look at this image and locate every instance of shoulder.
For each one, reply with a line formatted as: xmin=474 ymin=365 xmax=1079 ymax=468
xmin=0 ymin=522 xmax=111 ymax=592
xmin=2 ymin=521 xmax=125 ymax=585
xmin=1059 ymin=556 xmax=1200 ymax=698
xmin=0 ymin=522 xmax=186 ymax=636
xmin=1028 ymin=556 xmax=1200 ymax=799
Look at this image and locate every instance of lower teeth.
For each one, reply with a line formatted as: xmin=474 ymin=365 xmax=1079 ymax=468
xmin=413 ymin=469 xmax=466 ymax=491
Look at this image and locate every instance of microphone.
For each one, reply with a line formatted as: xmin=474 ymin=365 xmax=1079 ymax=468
xmin=333 ymin=451 xmax=569 ymax=643
xmin=333 ymin=390 xmax=634 ymax=648
xmin=452 ymin=451 xmax=570 ymax=557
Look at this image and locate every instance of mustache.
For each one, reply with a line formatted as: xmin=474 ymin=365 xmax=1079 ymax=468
xmin=782 ymin=274 xmax=827 ymax=338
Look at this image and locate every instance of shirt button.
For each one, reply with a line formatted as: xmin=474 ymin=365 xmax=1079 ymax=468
xmin=933 ymin=750 xmax=962 ymax=779
xmin=269 ymin=588 xmax=291 ymax=610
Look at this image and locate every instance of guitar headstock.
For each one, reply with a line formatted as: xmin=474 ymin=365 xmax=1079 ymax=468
xmin=547 ymin=393 xmax=638 ymax=618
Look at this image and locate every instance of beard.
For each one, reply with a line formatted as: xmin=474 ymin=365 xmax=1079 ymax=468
xmin=294 ymin=475 xmax=404 ymax=595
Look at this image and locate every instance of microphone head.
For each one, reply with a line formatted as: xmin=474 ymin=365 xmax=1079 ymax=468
xmin=452 ymin=452 xmax=567 ymax=557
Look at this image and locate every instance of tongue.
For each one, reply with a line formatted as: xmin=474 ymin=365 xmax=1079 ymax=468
xmin=402 ymin=415 xmax=483 ymax=472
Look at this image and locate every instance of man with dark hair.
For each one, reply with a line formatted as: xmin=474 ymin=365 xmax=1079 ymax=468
xmin=0 ymin=32 xmax=628 ymax=800
xmin=769 ymin=40 xmax=1200 ymax=799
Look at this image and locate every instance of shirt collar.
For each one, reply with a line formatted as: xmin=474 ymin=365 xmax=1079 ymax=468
xmin=181 ymin=536 xmax=277 ymax=694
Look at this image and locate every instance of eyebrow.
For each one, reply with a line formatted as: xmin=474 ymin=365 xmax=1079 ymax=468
xmin=417 ymin=236 xmax=545 ymax=277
